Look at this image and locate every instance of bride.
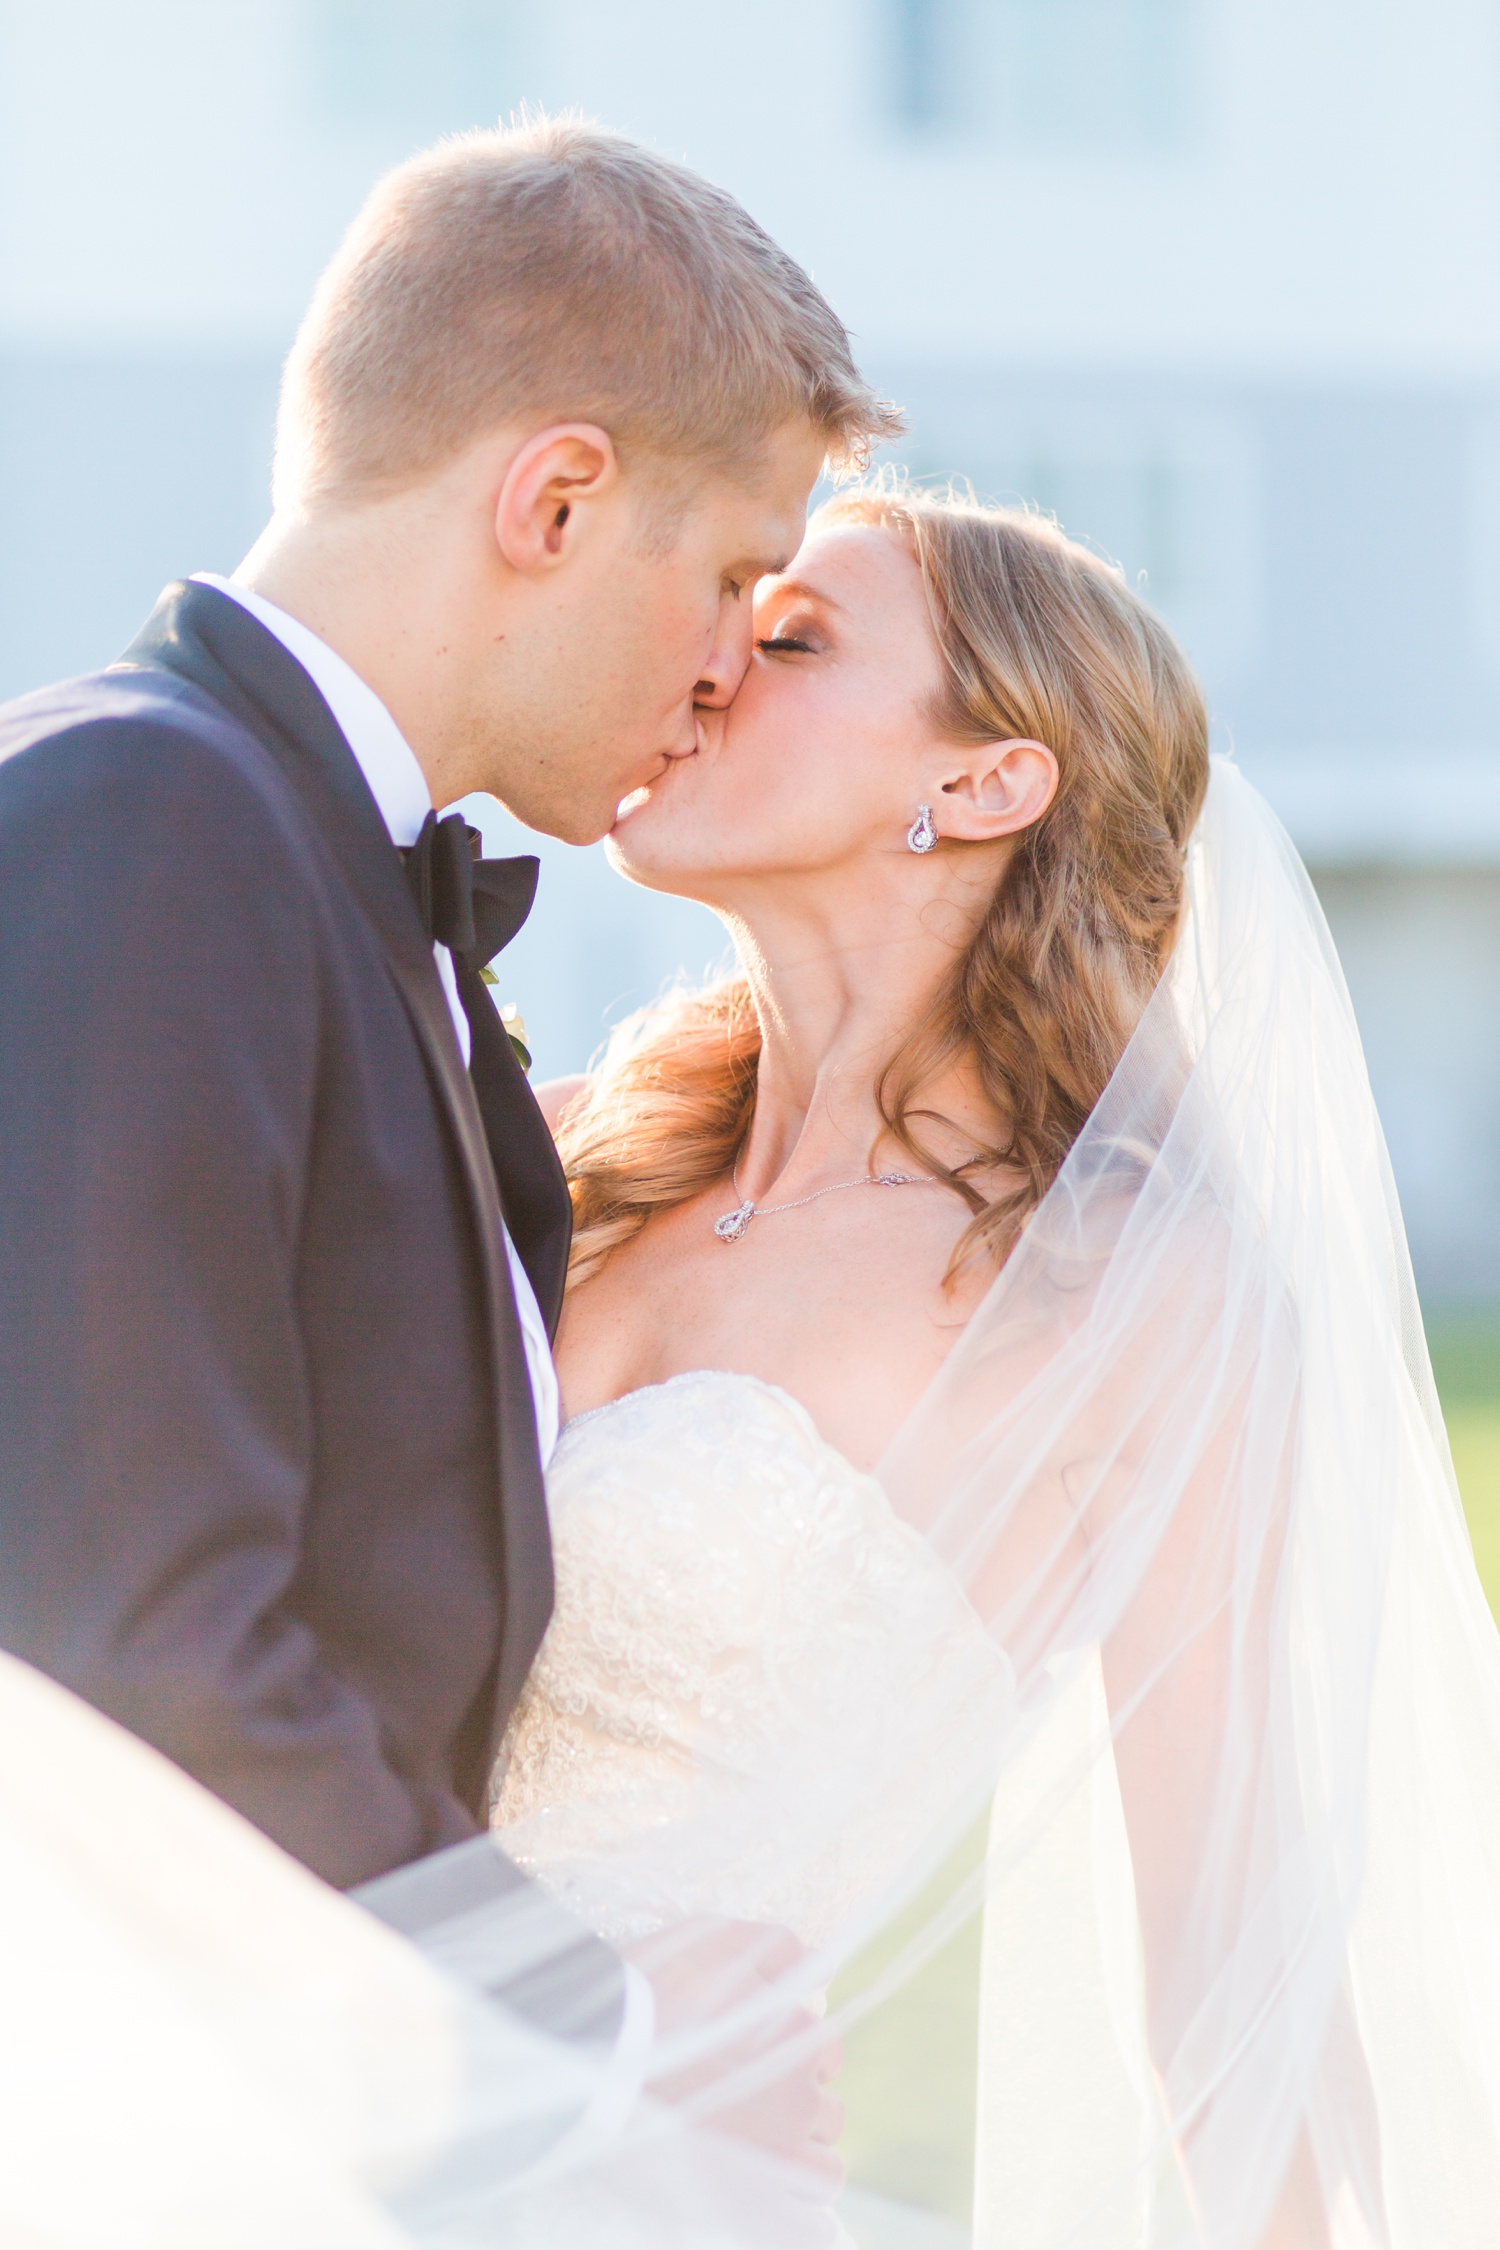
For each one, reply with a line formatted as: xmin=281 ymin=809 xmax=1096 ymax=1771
xmin=484 ymin=480 xmax=1500 ymax=2247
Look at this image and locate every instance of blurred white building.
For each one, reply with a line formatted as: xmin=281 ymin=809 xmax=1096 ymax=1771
xmin=3 ymin=0 xmax=1499 ymax=1295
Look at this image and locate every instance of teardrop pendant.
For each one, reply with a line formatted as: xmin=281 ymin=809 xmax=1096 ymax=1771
xmin=906 ymin=804 xmax=937 ymax=854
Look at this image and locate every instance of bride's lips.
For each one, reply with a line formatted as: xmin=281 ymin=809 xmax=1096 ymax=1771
xmin=613 ymin=725 xmax=707 ymax=826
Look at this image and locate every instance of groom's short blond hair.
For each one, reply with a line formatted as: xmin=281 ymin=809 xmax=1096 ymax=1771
xmin=275 ymin=115 xmax=898 ymax=508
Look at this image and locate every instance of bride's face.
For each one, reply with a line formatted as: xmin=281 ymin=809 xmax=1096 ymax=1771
xmin=605 ymin=522 xmax=954 ymax=901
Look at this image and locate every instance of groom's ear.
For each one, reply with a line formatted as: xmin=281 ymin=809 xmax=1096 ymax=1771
xmin=494 ymin=423 xmax=621 ymax=574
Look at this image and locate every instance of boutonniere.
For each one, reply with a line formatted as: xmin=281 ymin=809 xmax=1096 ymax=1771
xmin=479 ymin=967 xmax=531 ymax=1072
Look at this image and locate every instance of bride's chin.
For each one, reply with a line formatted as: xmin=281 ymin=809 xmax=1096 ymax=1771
xmin=604 ymin=819 xmax=729 ymax=904
xmin=609 ymin=774 xmax=682 ymax=845
xmin=604 ymin=811 xmax=685 ymax=889
xmin=605 ymin=839 xmax=703 ymax=897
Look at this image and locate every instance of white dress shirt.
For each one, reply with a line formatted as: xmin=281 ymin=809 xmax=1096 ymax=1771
xmin=192 ymin=574 xmax=560 ymax=1462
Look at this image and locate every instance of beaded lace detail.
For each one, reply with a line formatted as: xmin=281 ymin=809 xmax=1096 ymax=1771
xmin=491 ymin=1370 xmax=1011 ymax=1944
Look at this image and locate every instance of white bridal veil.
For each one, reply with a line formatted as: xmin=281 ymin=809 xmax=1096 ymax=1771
xmin=5 ymin=759 xmax=1500 ymax=2249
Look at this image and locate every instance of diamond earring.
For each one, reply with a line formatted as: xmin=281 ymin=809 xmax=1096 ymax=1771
xmin=906 ymin=804 xmax=937 ymax=854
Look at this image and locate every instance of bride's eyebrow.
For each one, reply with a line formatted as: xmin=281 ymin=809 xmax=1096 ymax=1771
xmin=758 ymin=578 xmax=842 ymax=613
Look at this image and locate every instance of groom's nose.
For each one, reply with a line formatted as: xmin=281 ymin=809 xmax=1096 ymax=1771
xmin=692 ymin=596 xmax=756 ymax=709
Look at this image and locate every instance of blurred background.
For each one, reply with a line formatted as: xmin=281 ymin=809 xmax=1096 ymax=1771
xmin=6 ymin=1 xmax=1500 ymax=1305
xmin=3 ymin=23 xmax=1498 ymax=1206
xmin=4 ymin=7 xmax=1496 ymax=2229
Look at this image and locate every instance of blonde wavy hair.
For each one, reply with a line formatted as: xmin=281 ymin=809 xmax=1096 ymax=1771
xmin=559 ymin=481 xmax=1210 ymax=1292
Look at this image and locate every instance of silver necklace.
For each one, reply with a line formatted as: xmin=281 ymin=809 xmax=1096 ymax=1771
xmin=713 ymin=1157 xmax=930 ymax=1241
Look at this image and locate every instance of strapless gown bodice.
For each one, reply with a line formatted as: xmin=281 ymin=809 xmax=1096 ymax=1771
xmin=491 ymin=1370 xmax=1010 ymax=1945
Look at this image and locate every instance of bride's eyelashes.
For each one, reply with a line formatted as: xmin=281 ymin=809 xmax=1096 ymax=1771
xmin=755 ymin=634 xmax=817 ymax=656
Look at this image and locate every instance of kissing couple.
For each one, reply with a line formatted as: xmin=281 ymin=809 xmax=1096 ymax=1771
xmin=3 ymin=114 xmax=1500 ymax=2250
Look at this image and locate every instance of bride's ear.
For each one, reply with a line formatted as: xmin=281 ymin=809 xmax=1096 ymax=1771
xmin=934 ymin=737 xmax=1059 ymax=844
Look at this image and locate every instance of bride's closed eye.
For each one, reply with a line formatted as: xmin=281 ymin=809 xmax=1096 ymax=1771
xmin=755 ymin=634 xmax=816 ymax=656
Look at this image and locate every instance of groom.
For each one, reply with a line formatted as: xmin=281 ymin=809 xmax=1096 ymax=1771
xmin=0 ymin=116 xmax=888 ymax=2128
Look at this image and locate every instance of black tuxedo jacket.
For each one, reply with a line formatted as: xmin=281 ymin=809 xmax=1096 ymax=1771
xmin=0 ymin=579 xmax=574 ymax=1890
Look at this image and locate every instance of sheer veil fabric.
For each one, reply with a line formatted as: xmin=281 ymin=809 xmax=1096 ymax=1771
xmin=879 ymin=755 xmax=1500 ymax=2246
xmin=6 ymin=759 xmax=1500 ymax=2247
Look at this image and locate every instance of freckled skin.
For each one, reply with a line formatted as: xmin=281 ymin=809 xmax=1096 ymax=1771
xmin=549 ymin=524 xmax=1059 ymax=1468
xmin=556 ymin=1171 xmax=996 ymax=1472
xmin=237 ymin=418 xmax=827 ymax=847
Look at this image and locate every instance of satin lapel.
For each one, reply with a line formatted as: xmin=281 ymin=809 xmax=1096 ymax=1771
xmin=459 ymin=960 xmax=572 ymax=1340
xmin=118 ymin=582 xmax=554 ymax=1727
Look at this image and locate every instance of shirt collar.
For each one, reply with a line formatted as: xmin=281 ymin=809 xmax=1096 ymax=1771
xmin=190 ymin=573 xmax=432 ymax=849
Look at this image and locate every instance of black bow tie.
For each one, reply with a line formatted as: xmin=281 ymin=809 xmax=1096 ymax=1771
xmin=401 ymin=810 xmax=539 ymax=972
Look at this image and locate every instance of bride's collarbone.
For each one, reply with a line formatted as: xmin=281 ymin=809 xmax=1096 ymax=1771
xmin=572 ymin=1173 xmax=974 ymax=1354
xmin=554 ymin=1182 xmax=983 ymax=1470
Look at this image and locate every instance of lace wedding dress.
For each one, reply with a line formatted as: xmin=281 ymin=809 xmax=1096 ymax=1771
xmin=491 ymin=1369 xmax=1011 ymax=1950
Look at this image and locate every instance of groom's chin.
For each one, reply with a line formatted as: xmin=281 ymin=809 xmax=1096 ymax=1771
xmin=505 ymin=794 xmax=618 ymax=848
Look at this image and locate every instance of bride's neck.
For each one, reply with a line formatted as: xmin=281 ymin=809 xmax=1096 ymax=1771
xmin=723 ymin=883 xmax=993 ymax=1200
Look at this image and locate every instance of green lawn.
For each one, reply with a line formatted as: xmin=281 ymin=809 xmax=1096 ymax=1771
xmin=1427 ymin=1310 xmax=1500 ymax=1616
xmin=832 ymin=1831 xmax=986 ymax=2221
xmin=834 ymin=1310 xmax=1500 ymax=2229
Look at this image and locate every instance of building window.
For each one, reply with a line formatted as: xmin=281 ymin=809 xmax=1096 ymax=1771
xmin=1011 ymin=447 xmax=1191 ymax=607
xmin=307 ymin=0 xmax=521 ymax=138
xmin=907 ymin=400 xmax=1260 ymax=689
xmin=1472 ymin=413 xmax=1500 ymax=691
xmin=892 ymin=0 xmax=1193 ymax=153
